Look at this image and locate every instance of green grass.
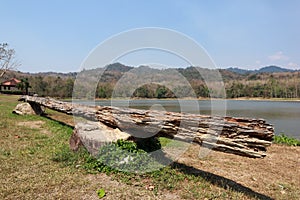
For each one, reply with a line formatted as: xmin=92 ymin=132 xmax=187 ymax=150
xmin=0 ymin=95 xmax=93 ymax=199
xmin=273 ymin=133 xmax=300 ymax=146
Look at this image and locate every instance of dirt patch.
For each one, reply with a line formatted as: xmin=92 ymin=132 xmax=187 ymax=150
xmin=177 ymin=143 xmax=300 ymax=199
xmin=17 ymin=120 xmax=45 ymax=129
xmin=17 ymin=120 xmax=51 ymax=135
xmin=78 ymin=174 xmax=174 ymax=200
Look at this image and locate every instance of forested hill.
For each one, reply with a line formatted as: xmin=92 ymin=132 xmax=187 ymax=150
xmin=227 ymin=65 xmax=296 ymax=74
xmin=1 ymin=63 xmax=299 ymax=99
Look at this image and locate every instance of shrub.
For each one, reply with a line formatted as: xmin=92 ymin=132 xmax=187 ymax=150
xmin=273 ymin=133 xmax=300 ymax=146
xmin=84 ymin=139 xmax=163 ymax=174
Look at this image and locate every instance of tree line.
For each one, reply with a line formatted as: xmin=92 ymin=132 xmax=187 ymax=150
xmin=1 ymin=66 xmax=299 ymax=99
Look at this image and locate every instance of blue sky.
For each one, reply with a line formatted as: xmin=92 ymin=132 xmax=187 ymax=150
xmin=1 ymin=0 xmax=299 ymax=72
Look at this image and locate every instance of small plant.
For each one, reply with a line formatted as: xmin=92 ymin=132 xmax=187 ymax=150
xmin=273 ymin=133 xmax=300 ymax=146
xmin=85 ymin=139 xmax=163 ymax=173
xmin=96 ymin=188 xmax=106 ymax=199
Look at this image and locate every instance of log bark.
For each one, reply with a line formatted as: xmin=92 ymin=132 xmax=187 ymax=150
xmin=19 ymin=95 xmax=274 ymax=158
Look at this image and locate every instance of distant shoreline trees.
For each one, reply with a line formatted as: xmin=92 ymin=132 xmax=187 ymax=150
xmin=2 ymin=63 xmax=300 ymax=99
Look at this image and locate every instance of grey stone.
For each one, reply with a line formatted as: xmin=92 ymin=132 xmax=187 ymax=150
xmin=70 ymin=121 xmax=131 ymax=156
xmin=13 ymin=103 xmax=36 ymax=115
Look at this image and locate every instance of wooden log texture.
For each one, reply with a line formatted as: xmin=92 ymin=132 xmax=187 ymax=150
xmin=19 ymin=95 xmax=274 ymax=158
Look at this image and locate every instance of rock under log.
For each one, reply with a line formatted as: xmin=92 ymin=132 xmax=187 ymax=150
xmin=19 ymin=95 xmax=274 ymax=158
xmin=13 ymin=102 xmax=44 ymax=115
xmin=70 ymin=121 xmax=131 ymax=156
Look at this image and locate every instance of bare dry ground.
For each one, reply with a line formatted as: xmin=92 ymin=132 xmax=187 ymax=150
xmin=178 ymin=143 xmax=300 ymax=200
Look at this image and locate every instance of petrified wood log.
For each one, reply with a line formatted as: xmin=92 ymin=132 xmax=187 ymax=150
xmin=19 ymin=95 xmax=274 ymax=158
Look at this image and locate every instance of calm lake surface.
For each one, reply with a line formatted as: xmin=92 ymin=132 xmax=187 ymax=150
xmin=79 ymin=99 xmax=300 ymax=139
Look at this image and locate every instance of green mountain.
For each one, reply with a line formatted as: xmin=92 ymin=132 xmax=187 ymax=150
xmin=227 ymin=65 xmax=296 ymax=74
xmin=257 ymin=66 xmax=294 ymax=73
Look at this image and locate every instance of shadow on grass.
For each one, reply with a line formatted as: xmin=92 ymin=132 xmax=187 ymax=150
xmin=171 ymin=162 xmax=274 ymax=200
xmin=42 ymin=113 xmax=75 ymax=129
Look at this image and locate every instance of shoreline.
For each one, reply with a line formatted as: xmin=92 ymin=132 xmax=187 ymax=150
xmin=17 ymin=93 xmax=295 ymax=102
xmin=69 ymin=97 xmax=300 ymax=102
xmin=228 ymin=97 xmax=300 ymax=102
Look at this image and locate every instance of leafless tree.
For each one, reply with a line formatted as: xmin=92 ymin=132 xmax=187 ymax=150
xmin=0 ymin=43 xmax=20 ymax=77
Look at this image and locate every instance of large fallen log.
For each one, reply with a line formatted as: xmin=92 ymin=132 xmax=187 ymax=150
xmin=19 ymin=95 xmax=274 ymax=158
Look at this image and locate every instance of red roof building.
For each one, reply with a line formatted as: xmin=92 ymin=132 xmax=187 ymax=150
xmin=0 ymin=78 xmax=21 ymax=91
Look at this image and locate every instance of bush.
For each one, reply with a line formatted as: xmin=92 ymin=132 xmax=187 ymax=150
xmin=84 ymin=139 xmax=163 ymax=174
xmin=273 ymin=133 xmax=300 ymax=146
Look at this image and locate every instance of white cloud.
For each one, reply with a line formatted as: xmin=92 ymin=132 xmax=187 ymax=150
xmin=287 ymin=62 xmax=298 ymax=69
xmin=268 ymin=51 xmax=289 ymax=61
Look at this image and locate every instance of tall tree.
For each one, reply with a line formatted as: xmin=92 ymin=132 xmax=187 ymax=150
xmin=0 ymin=43 xmax=20 ymax=77
xmin=18 ymin=78 xmax=31 ymax=95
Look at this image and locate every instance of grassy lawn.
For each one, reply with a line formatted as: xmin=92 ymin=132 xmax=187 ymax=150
xmin=0 ymin=95 xmax=94 ymax=199
xmin=0 ymin=94 xmax=299 ymax=199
